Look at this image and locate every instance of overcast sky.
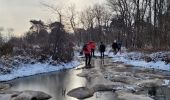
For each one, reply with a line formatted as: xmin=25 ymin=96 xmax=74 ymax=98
xmin=0 ymin=0 xmax=105 ymax=36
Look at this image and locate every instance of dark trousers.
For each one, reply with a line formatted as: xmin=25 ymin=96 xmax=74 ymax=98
xmin=113 ymin=48 xmax=117 ymax=55
xmin=85 ymin=54 xmax=91 ymax=66
xmin=118 ymin=47 xmax=121 ymax=53
xmin=100 ymin=52 xmax=104 ymax=59
xmin=91 ymin=49 xmax=95 ymax=57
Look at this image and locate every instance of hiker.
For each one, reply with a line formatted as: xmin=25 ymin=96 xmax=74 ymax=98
xmin=99 ymin=42 xmax=106 ymax=59
xmin=117 ymin=41 xmax=122 ymax=53
xmin=112 ymin=40 xmax=118 ymax=55
xmin=83 ymin=43 xmax=91 ymax=66
xmin=89 ymin=41 xmax=96 ymax=57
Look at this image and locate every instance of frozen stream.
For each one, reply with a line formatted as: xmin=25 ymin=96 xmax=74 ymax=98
xmin=7 ymin=63 xmax=117 ymax=100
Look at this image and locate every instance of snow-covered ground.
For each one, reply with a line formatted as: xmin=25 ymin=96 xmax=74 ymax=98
xmin=3 ymin=46 xmax=168 ymax=82
xmin=0 ymin=61 xmax=80 ymax=81
xmin=108 ymin=49 xmax=170 ymax=71
xmin=75 ymin=46 xmax=170 ymax=71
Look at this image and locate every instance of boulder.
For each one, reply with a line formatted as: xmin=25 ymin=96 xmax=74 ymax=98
xmin=0 ymin=91 xmax=21 ymax=100
xmin=0 ymin=90 xmax=51 ymax=100
xmin=39 ymin=54 xmax=48 ymax=63
xmin=113 ymin=85 xmax=141 ymax=93
xmin=143 ymin=56 xmax=152 ymax=62
xmin=67 ymin=87 xmax=94 ymax=99
xmin=135 ymin=79 xmax=164 ymax=88
xmin=135 ymin=73 xmax=164 ymax=79
xmin=110 ymin=75 xmax=138 ymax=84
xmin=0 ymin=83 xmax=11 ymax=90
xmin=164 ymin=54 xmax=170 ymax=64
xmin=116 ymin=91 xmax=154 ymax=100
xmin=92 ymin=84 xmax=114 ymax=92
xmin=12 ymin=90 xmax=51 ymax=100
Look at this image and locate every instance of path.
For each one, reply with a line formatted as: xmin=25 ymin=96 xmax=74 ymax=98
xmin=75 ymin=56 xmax=170 ymax=100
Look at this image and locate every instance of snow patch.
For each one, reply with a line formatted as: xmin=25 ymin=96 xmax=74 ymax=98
xmin=0 ymin=61 xmax=80 ymax=81
xmin=162 ymin=80 xmax=170 ymax=86
xmin=109 ymin=50 xmax=170 ymax=71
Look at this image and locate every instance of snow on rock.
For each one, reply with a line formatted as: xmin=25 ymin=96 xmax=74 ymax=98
xmin=67 ymin=87 xmax=94 ymax=99
xmin=116 ymin=91 xmax=154 ymax=100
xmin=165 ymin=54 xmax=170 ymax=64
xmin=77 ymin=68 xmax=99 ymax=78
xmin=109 ymin=50 xmax=170 ymax=71
xmin=110 ymin=75 xmax=139 ymax=84
xmin=0 ymin=61 xmax=80 ymax=81
xmin=143 ymin=56 xmax=152 ymax=62
xmin=162 ymin=80 xmax=170 ymax=86
xmin=113 ymin=85 xmax=141 ymax=93
xmin=135 ymin=73 xmax=164 ymax=79
xmin=92 ymin=84 xmax=117 ymax=91
xmin=12 ymin=90 xmax=51 ymax=100
xmin=135 ymin=79 xmax=164 ymax=88
xmin=0 ymin=90 xmax=51 ymax=100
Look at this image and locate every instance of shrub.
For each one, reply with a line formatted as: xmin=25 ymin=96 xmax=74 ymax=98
xmin=0 ymin=43 xmax=13 ymax=56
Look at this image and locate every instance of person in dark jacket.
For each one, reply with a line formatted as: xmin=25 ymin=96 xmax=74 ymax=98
xmin=117 ymin=41 xmax=122 ymax=53
xmin=99 ymin=42 xmax=106 ymax=59
xmin=112 ymin=40 xmax=118 ymax=55
xmin=83 ymin=43 xmax=91 ymax=66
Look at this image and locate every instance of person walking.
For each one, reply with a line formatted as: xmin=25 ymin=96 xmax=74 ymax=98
xmin=83 ymin=43 xmax=91 ymax=67
xmin=99 ymin=42 xmax=106 ymax=59
xmin=112 ymin=40 xmax=118 ymax=55
xmin=117 ymin=41 xmax=122 ymax=53
xmin=89 ymin=41 xmax=96 ymax=57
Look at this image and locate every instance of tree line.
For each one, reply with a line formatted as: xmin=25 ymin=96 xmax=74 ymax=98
xmin=0 ymin=20 xmax=74 ymax=62
xmin=0 ymin=0 xmax=170 ymax=59
xmin=74 ymin=0 xmax=170 ymax=50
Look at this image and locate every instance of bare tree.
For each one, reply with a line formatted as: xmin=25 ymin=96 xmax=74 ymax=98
xmin=79 ymin=7 xmax=95 ymax=40
xmin=0 ymin=27 xmax=4 ymax=44
xmin=7 ymin=28 xmax=14 ymax=41
xmin=67 ymin=4 xmax=77 ymax=33
xmin=41 ymin=2 xmax=63 ymax=23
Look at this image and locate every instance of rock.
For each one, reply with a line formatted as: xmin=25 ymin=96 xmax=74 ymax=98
xmin=49 ymin=61 xmax=58 ymax=66
xmin=143 ymin=56 xmax=152 ymax=62
xmin=164 ymin=54 xmax=170 ymax=64
xmin=113 ymin=84 xmax=141 ymax=93
xmin=0 ymin=83 xmax=11 ymax=90
xmin=0 ymin=91 xmax=21 ymax=100
xmin=0 ymin=67 xmax=11 ymax=74
xmin=148 ymin=86 xmax=157 ymax=97
xmin=67 ymin=87 xmax=94 ymax=99
xmin=12 ymin=61 xmax=20 ymax=67
xmin=77 ymin=69 xmax=99 ymax=78
xmin=77 ymin=71 xmax=89 ymax=77
xmin=31 ymin=61 xmax=35 ymax=64
xmin=92 ymin=84 xmax=114 ymax=92
xmin=135 ymin=73 xmax=164 ymax=79
xmin=116 ymin=91 xmax=154 ymax=100
xmin=12 ymin=90 xmax=51 ymax=100
xmin=135 ymin=79 xmax=164 ymax=88
xmin=0 ymin=90 xmax=51 ymax=100
xmin=110 ymin=75 xmax=138 ymax=84
xmin=39 ymin=54 xmax=48 ymax=63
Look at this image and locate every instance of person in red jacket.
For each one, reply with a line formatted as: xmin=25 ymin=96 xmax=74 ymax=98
xmin=89 ymin=41 xmax=96 ymax=57
xmin=83 ymin=43 xmax=91 ymax=66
